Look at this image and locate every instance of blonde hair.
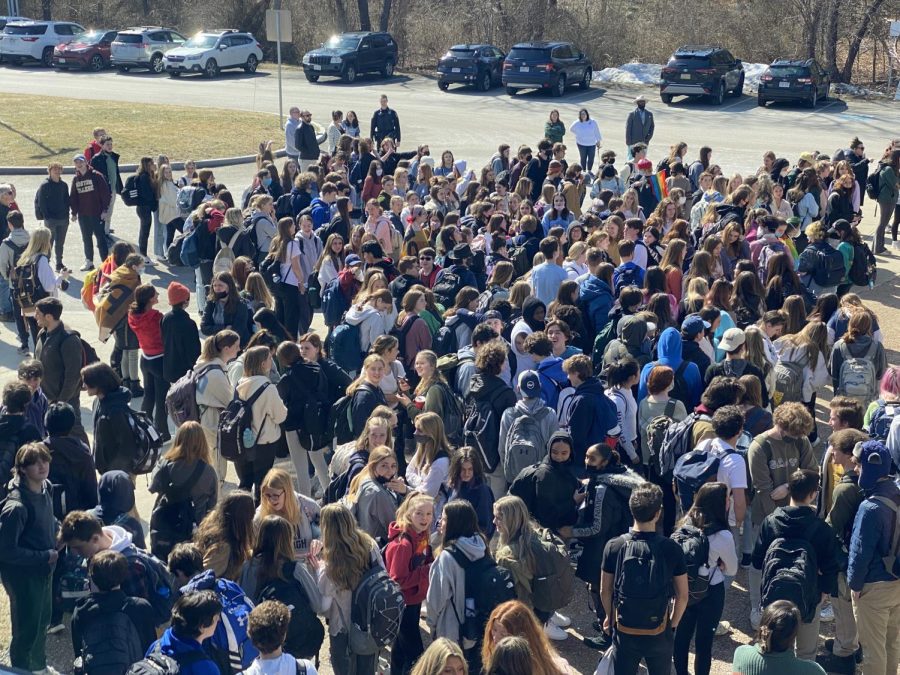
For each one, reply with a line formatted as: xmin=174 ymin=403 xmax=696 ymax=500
xmin=320 ymin=504 xmax=375 ymax=591
xmin=395 ymin=493 xmax=434 ymax=531
xmin=346 ymin=355 xmax=386 ymax=395
xmin=347 ymin=445 xmax=395 ymax=501
xmin=356 ymin=415 xmax=394 ymax=452
xmin=199 ymin=329 xmax=240 ymax=362
xmin=163 ymin=421 xmax=211 ymax=465
xmin=410 ymin=412 xmax=453 ymax=474
xmin=17 ymin=227 xmax=52 ymax=266
xmin=410 ymin=638 xmax=467 ymax=675
xmin=258 ymin=468 xmax=302 ymax=527
xmin=243 ymin=272 xmax=274 ymax=310
xmin=494 ymin=496 xmax=537 ymax=574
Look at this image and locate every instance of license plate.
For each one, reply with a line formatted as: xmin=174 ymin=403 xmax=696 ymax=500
xmin=312 ymin=64 xmax=320 ymax=70
xmin=452 ymin=67 xmax=460 ymax=73
xmin=520 ymin=66 xmax=529 ymax=72
xmin=680 ymin=73 xmax=691 ymax=80
xmin=57 ymin=58 xmax=66 ymax=63
xmin=779 ymin=81 xmax=790 ymax=88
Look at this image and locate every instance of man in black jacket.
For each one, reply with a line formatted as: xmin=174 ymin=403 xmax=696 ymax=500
xmin=370 ymin=95 xmax=401 ymax=146
xmin=161 ymin=282 xmax=200 ymax=384
xmin=389 ymin=256 xmax=420 ymax=311
xmin=89 ymin=136 xmax=122 ymax=237
xmin=34 ymin=163 xmax=71 ymax=272
xmin=294 ymin=110 xmax=325 ymax=171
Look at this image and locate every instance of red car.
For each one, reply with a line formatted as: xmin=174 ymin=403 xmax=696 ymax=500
xmin=52 ymin=29 xmax=116 ymax=71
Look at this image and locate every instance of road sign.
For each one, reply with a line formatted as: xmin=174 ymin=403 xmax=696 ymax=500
xmin=265 ymin=9 xmax=292 ymax=43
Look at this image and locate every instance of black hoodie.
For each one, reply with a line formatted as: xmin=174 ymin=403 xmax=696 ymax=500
xmin=0 ymin=414 xmax=42 ymax=487
xmin=468 ymin=372 xmax=517 ymax=421
xmin=278 ymin=360 xmax=329 ymax=447
xmin=71 ymin=589 xmax=157 ymax=659
xmin=520 ymin=296 xmax=546 ymax=332
xmin=89 ymin=470 xmax=146 ymax=549
xmin=93 ymin=387 xmax=138 ymax=476
xmin=45 ymin=434 xmax=98 ymax=518
xmin=509 ymin=431 xmax=580 ymax=531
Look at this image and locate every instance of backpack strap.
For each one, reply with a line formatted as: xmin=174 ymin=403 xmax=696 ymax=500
xmin=663 ymin=399 xmax=677 ymax=418
xmin=674 ymin=360 xmax=689 ymax=380
xmin=864 ymin=340 xmax=879 ymax=361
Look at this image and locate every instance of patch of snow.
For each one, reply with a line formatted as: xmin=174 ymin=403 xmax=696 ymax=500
xmin=740 ymin=63 xmax=769 ymax=92
xmin=832 ymin=82 xmax=887 ymax=98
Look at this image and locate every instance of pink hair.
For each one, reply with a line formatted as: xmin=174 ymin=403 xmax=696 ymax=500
xmin=879 ymin=365 xmax=900 ymax=399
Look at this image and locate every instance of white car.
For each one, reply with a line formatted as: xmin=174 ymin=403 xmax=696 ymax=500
xmin=163 ymin=30 xmax=262 ymax=78
xmin=0 ymin=20 xmax=84 ymax=66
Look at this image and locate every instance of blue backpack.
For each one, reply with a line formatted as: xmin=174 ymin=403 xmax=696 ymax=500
xmin=673 ymin=443 xmax=723 ymax=511
xmin=868 ymin=399 xmax=899 ymax=442
xmin=180 ymin=225 xmax=202 ymax=268
xmin=321 ymin=277 xmax=350 ymax=327
xmin=327 ymin=322 xmax=363 ymax=374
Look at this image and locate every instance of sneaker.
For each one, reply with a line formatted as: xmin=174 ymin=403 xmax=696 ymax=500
xmin=543 ymin=621 xmax=568 ymax=641
xmin=17 ymin=346 xmax=30 ymax=356
xmin=0 ymin=312 xmax=13 ymax=322
xmin=583 ymin=633 xmax=611 ymax=651
xmin=144 ymin=256 xmax=152 ymax=265
xmin=750 ymin=608 xmax=761 ymax=631
xmin=816 ymin=652 xmax=856 ymax=675
xmin=824 ymin=638 xmax=863 ymax=664
xmin=46 ymin=622 xmax=65 ymax=635
xmin=820 ymin=603 xmax=834 ymax=622
xmin=740 ymin=553 xmax=752 ymax=568
xmin=79 ymin=261 xmax=94 ymax=271
xmin=550 ymin=611 xmax=572 ymax=628
xmin=715 ymin=620 xmax=731 ymax=636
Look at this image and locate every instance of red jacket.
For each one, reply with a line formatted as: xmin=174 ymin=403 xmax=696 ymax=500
xmin=418 ymin=265 xmax=441 ymax=289
xmin=384 ymin=522 xmax=433 ymax=604
xmin=128 ymin=308 xmax=164 ymax=357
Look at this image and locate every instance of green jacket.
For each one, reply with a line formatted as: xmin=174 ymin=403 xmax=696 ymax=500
xmin=878 ymin=165 xmax=899 ymax=204
xmin=825 ymin=470 xmax=863 ymax=563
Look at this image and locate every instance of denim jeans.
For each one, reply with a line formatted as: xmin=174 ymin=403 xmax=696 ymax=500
xmin=0 ymin=276 xmax=11 ymax=314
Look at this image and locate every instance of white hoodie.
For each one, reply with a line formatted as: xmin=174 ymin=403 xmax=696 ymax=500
xmin=244 ymin=654 xmax=318 ymax=675
xmin=345 ymin=303 xmax=387 ymax=353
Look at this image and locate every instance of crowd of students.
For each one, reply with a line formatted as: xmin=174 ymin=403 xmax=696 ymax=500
xmin=0 ymin=100 xmax=899 ymax=675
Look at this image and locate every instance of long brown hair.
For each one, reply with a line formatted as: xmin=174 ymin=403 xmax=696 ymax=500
xmin=163 ymin=421 xmax=211 ymax=465
xmin=270 ymin=217 xmax=295 ymax=263
xmin=194 ymin=491 xmax=255 ymax=573
xmin=320 ymin=504 xmax=375 ymax=591
xmin=251 ymin=515 xmax=295 ymax=583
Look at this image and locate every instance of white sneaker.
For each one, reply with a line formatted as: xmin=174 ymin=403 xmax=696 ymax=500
xmin=46 ymin=622 xmax=65 ymax=635
xmin=750 ymin=609 xmax=761 ymax=631
xmin=715 ymin=620 xmax=731 ymax=636
xmin=550 ymin=611 xmax=572 ymax=628
xmin=544 ymin=620 xmax=569 ymax=641
xmin=820 ymin=603 xmax=834 ymax=622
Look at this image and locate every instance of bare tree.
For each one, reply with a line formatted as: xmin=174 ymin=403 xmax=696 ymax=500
xmin=357 ymin=0 xmax=371 ymax=30
xmin=841 ymin=0 xmax=888 ymax=82
xmin=333 ymin=0 xmax=350 ymax=31
xmin=379 ymin=0 xmax=392 ymax=31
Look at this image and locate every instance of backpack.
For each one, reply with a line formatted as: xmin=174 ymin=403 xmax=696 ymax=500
xmin=836 ymin=340 xmax=879 ymax=402
xmin=81 ymin=265 xmax=101 ymax=310
xmin=390 ymin=314 xmax=419 ymax=364
xmin=340 ymin=563 xmax=405 ymax=656
xmin=870 ymin=496 xmax=900 ymax=579
xmin=217 ymin=383 xmax=271 ymax=461
xmin=756 ymin=243 xmax=781 ymax=285
xmin=323 ymin=450 xmax=368 ymax=504
xmin=306 ymin=272 xmax=322 ymax=310
xmin=657 ymin=411 xmax=703 ymax=476
xmin=448 ymin=548 xmax=516 ymax=641
xmin=179 ymin=224 xmax=202 ymax=268
xmin=462 ymin=390 xmax=503 ymax=472
xmin=165 ymin=363 xmax=224 ymax=426
xmin=1 ymin=236 xmax=25 ymax=284
xmin=432 ymin=270 xmax=464 ymax=308
xmin=326 ymin=322 xmax=363 ymax=374
xmin=867 ymin=399 xmax=900 ymax=441
xmin=258 ymin=561 xmax=325 ymax=659
xmin=120 ymin=175 xmax=139 ymax=207
xmin=760 ymin=537 xmax=819 ymax=622
xmin=673 ymin=445 xmax=723 ymax=511
xmin=45 ymin=436 xmax=90 ymax=520
xmin=149 ymin=461 xmax=206 ymax=562
xmin=772 ymin=359 xmax=805 ymax=406
xmin=321 ymin=277 xmax=350 ymax=327
xmin=13 ymin=254 xmax=49 ymax=309
xmin=127 ymin=409 xmax=163 ymax=475
xmin=432 ymin=323 xmax=459 ymax=358
xmin=259 ymin=254 xmax=283 ymax=296
xmin=328 ymin=395 xmax=355 ymax=447
xmin=530 ymin=529 xmax=576 ymax=613
xmin=165 ymin=232 xmax=187 ymax=267
xmin=437 ymin=382 xmax=465 ymax=447
xmin=476 ymin=286 xmax=502 ymax=314
xmin=122 ymin=546 xmax=177 ymax=625
xmin=212 ymin=230 xmax=243 ymax=276
xmin=613 ymin=265 xmax=640 ymax=296
xmin=125 ymin=646 xmax=207 ymax=675
xmin=502 ymin=408 xmax=551 ymax=483
xmin=68 ymin=330 xmax=101 ymax=368
xmin=849 ymin=241 xmax=876 ymax=287
xmin=591 ymin=317 xmax=618 ymax=372
xmin=78 ymin=598 xmax=144 ymax=675
xmin=176 ymin=185 xmax=204 ymax=215
xmin=645 ymin=400 xmax=678 ymax=479
xmin=812 ymin=245 xmax=845 ymax=287
xmin=507 ymin=245 xmax=531 ymax=278
xmin=668 ymin=361 xmax=691 ymax=408
xmin=670 ymin=524 xmax=712 ymax=606
xmin=865 ymin=167 xmax=881 ymax=200
xmin=612 ymin=533 xmax=673 ymax=635
xmin=275 ymin=193 xmax=294 ymax=220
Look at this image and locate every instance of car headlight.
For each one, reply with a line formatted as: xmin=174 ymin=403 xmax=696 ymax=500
xmin=302 ymin=54 xmax=310 ymax=64
xmin=185 ymin=54 xmax=201 ymax=60
xmin=330 ymin=56 xmax=341 ymax=64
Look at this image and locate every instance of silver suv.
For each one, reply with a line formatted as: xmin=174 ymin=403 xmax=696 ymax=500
xmin=111 ymin=26 xmax=186 ymax=73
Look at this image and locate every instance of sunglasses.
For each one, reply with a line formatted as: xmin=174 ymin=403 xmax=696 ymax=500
xmin=419 ymin=256 xmax=433 ymax=261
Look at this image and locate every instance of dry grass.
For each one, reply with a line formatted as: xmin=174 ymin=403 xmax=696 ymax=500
xmin=0 ymin=94 xmax=281 ymax=167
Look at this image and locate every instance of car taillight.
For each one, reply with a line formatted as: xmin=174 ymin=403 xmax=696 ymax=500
xmin=696 ymin=68 xmax=715 ymax=74
xmin=797 ymin=77 xmax=812 ymax=84
xmin=502 ymin=62 xmax=511 ymax=70
xmin=761 ymin=74 xmax=772 ymax=81
xmin=661 ymin=67 xmax=676 ymax=75
xmin=541 ymin=63 xmax=555 ymax=71
xmin=22 ymin=37 xmax=39 ymax=42
xmin=256 ymin=42 xmax=261 ymax=49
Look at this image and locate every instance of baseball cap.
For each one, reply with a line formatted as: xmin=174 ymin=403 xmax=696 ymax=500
xmin=799 ymin=151 xmax=816 ymax=165
xmin=345 ymin=254 xmax=362 ymax=267
xmin=483 ymin=310 xmax=502 ymax=322
xmin=518 ymin=370 xmax=541 ymax=398
xmin=853 ymin=440 xmax=892 ymax=490
xmin=681 ymin=315 xmax=711 ymax=338
xmin=73 ymin=154 xmax=86 ymax=163
xmin=718 ymin=327 xmax=746 ymax=352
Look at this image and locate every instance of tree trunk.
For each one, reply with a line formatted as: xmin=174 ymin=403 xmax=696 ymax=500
xmin=356 ymin=0 xmax=371 ymax=31
xmin=333 ymin=0 xmax=349 ymax=32
xmin=824 ymin=0 xmax=840 ymax=79
xmin=841 ymin=0 xmax=887 ymax=83
xmin=41 ymin=0 xmax=52 ymax=20
xmin=378 ymin=0 xmax=392 ymax=31
xmin=805 ymin=1 xmax=823 ymax=60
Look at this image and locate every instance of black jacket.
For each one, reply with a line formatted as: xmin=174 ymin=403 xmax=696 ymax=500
xmin=509 ymin=442 xmax=580 ymax=532
xmin=350 ymin=382 xmax=386 ymax=436
xmin=0 ymin=415 xmax=42 ymax=489
xmin=136 ymin=173 xmax=158 ymax=211
xmin=278 ymin=361 xmax=329 ymax=445
xmin=370 ymin=107 xmax=401 ymax=144
xmin=318 ymin=358 xmax=352 ymax=406
xmin=525 ymin=154 xmax=550 ymax=201
xmin=90 ymin=150 xmax=123 ymax=194
xmin=381 ymin=150 xmax=416 ymax=176
xmin=294 ymin=121 xmax=321 ymax=160
xmin=71 ymin=589 xmax=157 ymax=659
xmin=200 ymin=298 xmax=252 ymax=348
xmin=468 ymin=372 xmax=517 ymax=422
xmin=680 ymin=338 xmax=711 ymax=380
xmin=93 ymin=388 xmax=138 ymax=475
xmin=216 ymin=224 xmax=256 ymax=261
xmin=89 ymin=470 xmax=145 ymax=549
xmin=161 ymin=307 xmax=201 ymax=383
xmin=45 ymin=434 xmax=98 ymax=517
xmin=389 ymin=274 xmax=419 ymax=311
xmin=34 ymin=177 xmax=70 ymax=221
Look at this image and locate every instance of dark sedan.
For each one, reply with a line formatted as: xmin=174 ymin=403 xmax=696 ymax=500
xmin=52 ymin=29 xmax=116 ymax=71
xmin=437 ymin=43 xmax=505 ymax=92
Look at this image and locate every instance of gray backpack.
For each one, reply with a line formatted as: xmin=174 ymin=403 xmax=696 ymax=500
xmin=773 ymin=360 xmax=804 ymax=406
xmin=837 ymin=341 xmax=878 ymax=403
xmin=503 ymin=407 xmax=551 ymax=483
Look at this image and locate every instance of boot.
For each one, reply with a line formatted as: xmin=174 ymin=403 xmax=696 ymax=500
xmin=127 ymin=378 xmax=145 ymax=398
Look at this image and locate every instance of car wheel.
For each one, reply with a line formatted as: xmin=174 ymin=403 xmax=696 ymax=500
xmin=244 ymin=54 xmax=258 ymax=73
xmin=660 ymin=93 xmax=673 ymax=104
xmin=343 ymin=63 xmax=357 ymax=83
xmin=169 ymin=71 xmax=181 ymax=78
xmin=711 ymin=81 xmax=724 ymax=105
xmin=506 ymin=86 xmax=518 ymax=96
xmin=807 ymin=89 xmax=817 ymax=108
xmin=89 ymin=54 xmax=104 ymax=72
xmin=580 ymin=69 xmax=592 ymax=89
xmin=478 ymin=71 xmax=491 ymax=91
xmin=117 ymin=65 xmax=129 ymax=72
xmin=205 ymin=59 xmax=219 ymax=78
xmin=41 ymin=47 xmax=53 ymax=67
xmin=382 ymin=60 xmax=394 ymax=78
xmin=732 ymin=73 xmax=744 ymax=96
xmin=438 ymin=80 xmax=449 ymax=91
xmin=305 ymin=72 xmax=319 ymax=82
xmin=150 ymin=53 xmax=164 ymax=73
xmin=757 ymin=95 xmax=766 ymax=107
xmin=553 ymin=75 xmax=566 ymax=97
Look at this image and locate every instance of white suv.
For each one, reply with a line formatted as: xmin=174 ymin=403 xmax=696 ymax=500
xmin=111 ymin=26 xmax=186 ymax=73
xmin=0 ymin=20 xmax=84 ymax=66
xmin=164 ymin=30 xmax=262 ymax=78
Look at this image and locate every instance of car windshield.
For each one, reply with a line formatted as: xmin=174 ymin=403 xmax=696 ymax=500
xmin=115 ymin=33 xmax=143 ymax=43
xmin=4 ymin=24 xmax=47 ymax=35
xmin=447 ymin=48 xmax=475 ymax=57
xmin=184 ymin=34 xmax=218 ymax=49
xmin=507 ymin=47 xmax=549 ymax=61
xmin=325 ymin=35 xmax=359 ymax=50
xmin=74 ymin=30 xmax=105 ymax=44
xmin=768 ymin=66 xmax=809 ymax=77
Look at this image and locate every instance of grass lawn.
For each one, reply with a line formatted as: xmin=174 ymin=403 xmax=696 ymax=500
xmin=0 ymin=94 xmax=282 ymax=166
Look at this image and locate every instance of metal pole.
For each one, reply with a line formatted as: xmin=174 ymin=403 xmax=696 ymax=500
xmin=275 ymin=0 xmax=284 ymax=128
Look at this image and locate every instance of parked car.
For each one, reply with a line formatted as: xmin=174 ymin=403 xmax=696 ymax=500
xmin=758 ymin=58 xmax=831 ymax=108
xmin=0 ymin=20 xmax=84 ymax=66
xmin=0 ymin=16 xmax=31 ymax=31
xmin=164 ymin=30 xmax=262 ymax=78
xmin=302 ymin=31 xmax=397 ymax=83
xmin=502 ymin=41 xmax=592 ymax=97
xmin=437 ymin=43 xmax=505 ymax=92
xmin=660 ymin=45 xmax=744 ymax=105
xmin=52 ymin=29 xmax=117 ymax=71
xmin=111 ymin=26 xmax=187 ymax=73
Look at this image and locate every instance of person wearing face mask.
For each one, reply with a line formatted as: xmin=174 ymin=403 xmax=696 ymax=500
xmin=243 ymin=169 xmax=273 ymax=209
xmin=625 ymin=95 xmax=655 ymax=154
xmin=347 ymin=445 xmax=408 ymax=543
xmin=509 ymin=297 xmax=547 ymax=379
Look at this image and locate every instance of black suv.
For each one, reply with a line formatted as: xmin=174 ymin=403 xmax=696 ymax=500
xmin=437 ymin=43 xmax=505 ymax=92
xmin=660 ymin=46 xmax=744 ymax=105
xmin=502 ymin=41 xmax=592 ymax=97
xmin=758 ymin=59 xmax=831 ymax=108
xmin=302 ymin=31 xmax=397 ymax=83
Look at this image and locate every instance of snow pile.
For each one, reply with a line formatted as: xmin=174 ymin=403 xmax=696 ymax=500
xmin=740 ymin=63 xmax=769 ymax=92
xmin=593 ymin=62 xmax=662 ymax=85
xmin=832 ymin=82 xmax=887 ymax=98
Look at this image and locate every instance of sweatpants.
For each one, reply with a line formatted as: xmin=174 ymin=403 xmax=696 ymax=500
xmin=832 ymin=572 xmax=859 ymax=658
xmin=674 ymin=582 xmax=725 ymax=675
xmin=1 ymin=567 xmax=53 ymax=672
xmin=78 ymin=214 xmax=108 ymax=263
xmin=853 ymin=578 xmax=900 ymax=675
xmin=609 ymin=625 xmax=675 ymax=675
xmin=44 ymin=218 xmax=69 ymax=268
xmin=286 ymin=429 xmax=330 ymax=498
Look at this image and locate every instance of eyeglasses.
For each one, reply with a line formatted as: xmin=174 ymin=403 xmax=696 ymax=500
xmin=263 ymin=490 xmax=284 ymax=501
xmin=419 ymin=256 xmax=433 ymax=261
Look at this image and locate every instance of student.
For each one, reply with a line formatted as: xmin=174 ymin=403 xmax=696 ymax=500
xmin=752 ymin=469 xmax=839 ymax=661
xmin=509 ymin=431 xmax=580 ymax=534
xmin=447 ymin=447 xmax=496 ymax=538
xmin=604 ymin=357 xmax=641 ymax=467
xmin=637 ymin=365 xmax=688 ymax=466
xmin=128 ymin=283 xmax=169 ymax=441
xmin=562 ymin=355 xmax=620 ymax=469
xmin=847 ymin=440 xmax=900 ymax=675
xmin=499 ymin=370 xmax=559 ymax=491
xmin=80 ymin=362 xmax=138 ymax=475
xmin=146 ymin=590 xmax=222 ymax=675
xmin=523 ymin=331 xmax=568 ymax=409
xmin=347 ymin=445 xmax=407 ymax=544
xmin=7 ymin=359 xmax=49 ymax=438
xmin=0 ymin=443 xmax=58 ymax=674
xmin=529 ymin=237 xmax=568 ymax=306
xmin=194 ymin=491 xmax=256 ymax=582
xmin=704 ymin=327 xmax=770 ymax=407
xmin=613 ymin=240 xmax=645 ymax=295
xmin=481 ymin=601 xmax=576 ymax=674
xmin=43 ymin=402 xmax=98 ymax=516
xmin=0 ymin=381 xmax=42 ymax=482
xmin=244 ymin=600 xmax=319 ymax=675
xmin=161 ymin=281 xmax=201 ymax=385
xmin=731 ymin=600 xmax=826 ymax=675
xmin=410 ymin=638 xmax=467 ymax=675
xmin=255 ymin=468 xmax=320 ymax=561
xmin=89 ymin=470 xmax=146 ymax=549
xmin=638 ymin=326 xmax=703 ymax=410
xmin=71 ymin=550 xmax=157 ymax=673
xmin=405 ymin=412 xmax=453 ymax=526
xmin=194 ymin=330 xmax=240 ymax=481
xmin=599 ymin=482 xmax=689 ymax=675
xmin=384 ymin=493 xmax=435 ymax=674
xmin=33 ymin=297 xmax=84 ymax=437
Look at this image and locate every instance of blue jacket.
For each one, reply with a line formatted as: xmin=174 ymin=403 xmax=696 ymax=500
xmin=289 ymin=187 xmax=312 ymax=218
xmin=637 ymin=327 xmax=703 ymax=408
xmin=847 ymin=479 xmax=900 ymax=591
xmin=578 ymin=275 xmax=614 ymax=333
xmin=565 ymin=376 xmax=620 ymax=464
xmin=308 ymin=197 xmax=331 ymax=230
xmin=436 ymin=264 xmax=478 ymax=292
xmin=613 ymin=261 xmax=645 ymax=295
xmin=148 ymin=628 xmax=220 ymax=675
xmin=535 ymin=356 xmax=568 ymax=409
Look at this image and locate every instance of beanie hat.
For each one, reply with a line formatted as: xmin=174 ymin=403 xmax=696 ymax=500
xmin=167 ymin=281 xmax=191 ymax=307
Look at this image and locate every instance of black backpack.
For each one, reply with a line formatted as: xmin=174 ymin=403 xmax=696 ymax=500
xmin=274 ymin=193 xmax=294 ymax=220
xmin=432 ymin=270 xmax=464 ymax=308
xmin=668 ymin=361 xmax=691 ymax=408
xmin=125 ymin=645 xmax=207 ymax=675
xmin=865 ymin=167 xmax=881 ymax=200
xmin=812 ymin=245 xmax=845 ymax=287
xmin=761 ymin=536 xmax=819 ymax=623
xmin=848 ymin=241 xmax=876 ymax=287
xmin=323 ymin=452 xmax=368 ymax=505
xmin=149 ymin=461 xmax=206 ymax=562
xmin=127 ymin=409 xmax=164 ymax=476
xmin=612 ymin=533 xmax=673 ymax=635
xmin=670 ymin=524 xmax=712 ymax=606
xmin=436 ymin=381 xmax=465 ymax=447
xmin=448 ymin=548 xmax=516 ymax=641
xmin=258 ymin=561 xmax=325 ymax=660
xmin=345 ymin=562 xmax=406 ymax=655
xmin=45 ymin=436 xmax=91 ymax=520
xmin=217 ymin=383 xmax=271 ymax=461
xmin=657 ymin=412 xmax=704 ymax=477
xmin=432 ymin=322 xmax=459 ymax=357
xmin=13 ymin=254 xmax=49 ymax=309
xmin=120 ymin=174 xmax=140 ymax=207
xmin=78 ymin=600 xmax=144 ymax=675
xmin=259 ymin=254 xmax=284 ymax=296
xmin=462 ymin=390 xmax=503 ymax=472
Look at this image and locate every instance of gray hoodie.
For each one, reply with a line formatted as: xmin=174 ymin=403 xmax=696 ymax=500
xmin=345 ymin=304 xmax=388 ymax=354
xmin=353 ymin=478 xmax=401 ymax=543
xmin=426 ymin=534 xmax=486 ymax=641
xmin=0 ymin=228 xmax=29 ymax=280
